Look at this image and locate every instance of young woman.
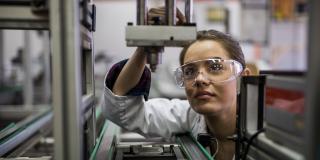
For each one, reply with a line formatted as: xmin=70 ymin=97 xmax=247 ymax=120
xmin=102 ymin=30 xmax=251 ymax=160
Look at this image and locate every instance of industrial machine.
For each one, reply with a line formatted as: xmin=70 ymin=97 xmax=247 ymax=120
xmin=92 ymin=121 xmax=213 ymax=160
xmin=235 ymin=0 xmax=320 ymax=159
xmin=125 ymin=0 xmax=197 ymax=72
xmin=236 ymin=72 xmax=306 ymax=160
xmin=0 ymin=106 xmax=52 ymax=158
xmin=0 ymin=0 xmax=98 ymax=159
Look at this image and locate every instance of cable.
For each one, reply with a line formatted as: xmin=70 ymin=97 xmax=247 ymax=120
xmin=242 ymin=128 xmax=265 ymax=159
xmin=211 ymin=137 xmax=219 ymax=158
xmin=197 ymin=133 xmax=219 ymax=158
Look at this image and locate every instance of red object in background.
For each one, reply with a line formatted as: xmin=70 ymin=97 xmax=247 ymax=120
xmin=266 ymin=87 xmax=304 ymax=114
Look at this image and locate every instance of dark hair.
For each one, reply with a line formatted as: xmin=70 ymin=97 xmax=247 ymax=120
xmin=179 ymin=30 xmax=246 ymax=69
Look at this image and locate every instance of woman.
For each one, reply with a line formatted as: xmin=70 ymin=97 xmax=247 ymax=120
xmin=102 ymin=30 xmax=251 ymax=160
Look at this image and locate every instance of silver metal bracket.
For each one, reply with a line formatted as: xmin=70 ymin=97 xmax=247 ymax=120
xmin=126 ymin=25 xmax=197 ymax=47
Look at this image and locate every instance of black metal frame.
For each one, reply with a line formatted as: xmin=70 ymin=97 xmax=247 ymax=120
xmin=236 ymin=75 xmax=266 ymax=160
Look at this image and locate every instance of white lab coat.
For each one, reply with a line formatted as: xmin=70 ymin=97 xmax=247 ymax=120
xmin=101 ymin=79 xmax=236 ymax=159
xmin=101 ymin=84 xmax=208 ymax=141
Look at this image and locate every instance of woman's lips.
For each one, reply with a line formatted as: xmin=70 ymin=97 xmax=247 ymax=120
xmin=194 ymin=91 xmax=216 ymax=99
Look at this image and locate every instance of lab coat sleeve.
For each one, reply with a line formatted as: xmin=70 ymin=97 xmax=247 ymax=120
xmin=102 ymin=85 xmax=197 ymax=140
xmin=105 ymin=59 xmax=151 ymax=100
xmin=101 ymin=59 xmax=198 ymax=139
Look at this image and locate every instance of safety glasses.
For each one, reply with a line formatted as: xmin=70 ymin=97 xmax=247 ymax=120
xmin=174 ymin=58 xmax=243 ymax=87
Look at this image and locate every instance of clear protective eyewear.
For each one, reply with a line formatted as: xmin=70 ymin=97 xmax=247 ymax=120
xmin=174 ymin=58 xmax=243 ymax=87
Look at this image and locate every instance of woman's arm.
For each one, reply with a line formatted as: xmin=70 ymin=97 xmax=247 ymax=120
xmin=103 ymin=86 xmax=195 ymax=139
xmin=112 ymin=47 xmax=147 ymax=95
xmin=112 ymin=6 xmax=186 ymax=96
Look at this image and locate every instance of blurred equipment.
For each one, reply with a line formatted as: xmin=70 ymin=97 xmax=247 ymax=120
xmin=0 ymin=0 xmax=49 ymax=29
xmin=0 ymin=0 xmax=99 ymax=159
xmin=0 ymin=30 xmax=3 ymax=86
xmin=125 ymin=0 xmax=197 ymax=72
xmin=0 ymin=106 xmax=52 ymax=157
xmin=92 ymin=122 xmax=213 ymax=160
xmin=236 ymin=72 xmax=305 ymax=160
xmin=50 ymin=0 xmax=98 ymax=159
xmin=264 ymin=73 xmax=305 ymax=153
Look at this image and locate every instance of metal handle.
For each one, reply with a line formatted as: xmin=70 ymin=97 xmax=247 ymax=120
xmin=185 ymin=0 xmax=193 ymax=23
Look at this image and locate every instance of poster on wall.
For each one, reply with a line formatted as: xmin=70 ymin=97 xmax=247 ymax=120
xmin=271 ymin=0 xmax=307 ymax=21
xmin=206 ymin=6 xmax=229 ymax=33
xmin=240 ymin=0 xmax=270 ymax=45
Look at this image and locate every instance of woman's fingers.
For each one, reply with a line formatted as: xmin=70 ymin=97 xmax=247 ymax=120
xmin=147 ymin=7 xmax=186 ymax=25
xmin=148 ymin=7 xmax=166 ymax=25
xmin=176 ymin=8 xmax=186 ymax=25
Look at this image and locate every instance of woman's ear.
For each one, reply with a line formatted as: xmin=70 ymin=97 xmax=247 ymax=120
xmin=244 ymin=63 xmax=259 ymax=76
xmin=242 ymin=67 xmax=251 ymax=76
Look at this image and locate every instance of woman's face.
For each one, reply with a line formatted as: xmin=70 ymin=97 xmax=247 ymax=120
xmin=183 ymin=40 xmax=237 ymax=116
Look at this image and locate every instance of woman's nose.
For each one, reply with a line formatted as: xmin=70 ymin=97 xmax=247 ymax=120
xmin=192 ymin=72 xmax=210 ymax=87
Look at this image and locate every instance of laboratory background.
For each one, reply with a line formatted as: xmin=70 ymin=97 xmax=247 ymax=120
xmin=0 ymin=0 xmax=319 ymax=159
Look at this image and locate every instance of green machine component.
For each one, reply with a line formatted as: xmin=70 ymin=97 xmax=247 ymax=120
xmin=90 ymin=119 xmax=213 ymax=160
xmin=0 ymin=106 xmax=52 ymax=158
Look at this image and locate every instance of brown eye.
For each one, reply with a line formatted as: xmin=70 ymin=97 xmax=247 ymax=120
xmin=207 ymin=62 xmax=223 ymax=72
xmin=183 ymin=66 xmax=196 ymax=78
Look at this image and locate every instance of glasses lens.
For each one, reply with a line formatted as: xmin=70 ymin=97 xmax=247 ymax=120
xmin=181 ymin=64 xmax=198 ymax=80
xmin=174 ymin=68 xmax=184 ymax=87
xmin=206 ymin=60 xmax=233 ymax=82
xmin=174 ymin=59 xmax=243 ymax=87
